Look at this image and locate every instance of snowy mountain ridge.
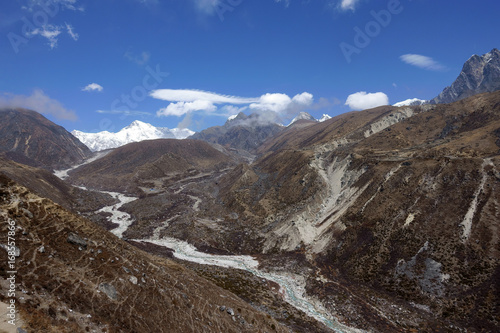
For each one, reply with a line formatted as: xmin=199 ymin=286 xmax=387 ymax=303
xmin=287 ymin=112 xmax=332 ymax=126
xmin=393 ymin=98 xmax=428 ymax=107
xmin=72 ymin=120 xmax=194 ymax=152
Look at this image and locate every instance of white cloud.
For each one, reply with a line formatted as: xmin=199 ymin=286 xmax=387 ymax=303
xmin=151 ymin=89 xmax=314 ymax=118
xmin=82 ymin=83 xmax=103 ymax=92
xmin=0 ymin=89 xmax=77 ymax=121
xmin=345 ymin=91 xmax=389 ymax=110
xmin=157 ymin=100 xmax=217 ymax=117
xmin=27 ymin=24 xmax=62 ymax=49
xmin=65 ymin=23 xmax=79 ymax=41
xmin=20 ymin=2 xmax=84 ymax=49
xmin=150 ymin=89 xmax=258 ymax=104
xmin=339 ymin=0 xmax=361 ymax=11
xmin=400 ymin=54 xmax=445 ymax=71
xmin=250 ymin=92 xmax=313 ymax=115
xmin=26 ymin=22 xmax=81 ymax=49
xmin=292 ymin=92 xmax=314 ymax=105
xmin=250 ymin=93 xmax=292 ymax=113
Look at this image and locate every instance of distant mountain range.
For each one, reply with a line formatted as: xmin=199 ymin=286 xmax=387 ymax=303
xmin=68 ymin=49 xmax=500 ymax=155
xmin=72 ymin=112 xmax=333 ymax=154
xmin=72 ymin=120 xmax=195 ymax=152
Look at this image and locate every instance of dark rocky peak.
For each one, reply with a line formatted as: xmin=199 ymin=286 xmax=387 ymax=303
xmin=432 ymin=48 xmax=500 ymax=104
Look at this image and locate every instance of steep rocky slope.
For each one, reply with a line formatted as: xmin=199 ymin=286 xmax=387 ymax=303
xmin=0 ymin=175 xmax=290 ymax=333
xmin=45 ymin=91 xmax=500 ymax=332
xmin=61 ymin=91 xmax=500 ymax=331
xmin=0 ymin=108 xmax=91 ymax=169
xmin=215 ymin=91 xmax=500 ymax=331
xmin=0 ymin=157 xmax=74 ymax=208
xmin=0 ymin=157 xmax=117 ymax=219
xmin=432 ymin=48 xmax=500 ymax=104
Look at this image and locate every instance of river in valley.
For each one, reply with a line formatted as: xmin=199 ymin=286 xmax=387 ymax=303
xmin=54 ymin=163 xmax=362 ymax=333
xmin=101 ymin=197 xmax=361 ymax=333
xmin=133 ymin=237 xmax=363 ymax=333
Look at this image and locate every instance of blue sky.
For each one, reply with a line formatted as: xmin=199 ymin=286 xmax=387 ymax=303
xmin=0 ymin=0 xmax=499 ymax=133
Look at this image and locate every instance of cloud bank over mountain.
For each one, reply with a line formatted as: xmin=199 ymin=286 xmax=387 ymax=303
xmin=151 ymin=89 xmax=314 ymax=118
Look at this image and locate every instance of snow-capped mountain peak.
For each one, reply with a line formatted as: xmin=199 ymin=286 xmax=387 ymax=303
xmin=288 ymin=112 xmax=316 ymax=126
xmin=125 ymin=120 xmax=151 ymax=129
xmin=287 ymin=112 xmax=332 ymax=126
xmin=393 ymin=98 xmax=428 ymax=107
xmin=72 ymin=121 xmax=195 ymax=152
xmin=318 ymin=114 xmax=332 ymax=122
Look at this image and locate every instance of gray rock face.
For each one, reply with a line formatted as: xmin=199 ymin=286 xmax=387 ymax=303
xmin=67 ymin=232 xmax=87 ymax=249
xmin=432 ymin=48 xmax=500 ymax=104
xmin=99 ymin=283 xmax=118 ymax=301
xmin=190 ymin=112 xmax=283 ymax=153
xmin=0 ymin=243 xmax=20 ymax=257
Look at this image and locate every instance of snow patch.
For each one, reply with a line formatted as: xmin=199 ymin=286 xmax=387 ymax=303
xmin=318 ymin=114 xmax=332 ymax=122
xmin=287 ymin=113 xmax=332 ymax=126
xmin=393 ymin=98 xmax=428 ymax=107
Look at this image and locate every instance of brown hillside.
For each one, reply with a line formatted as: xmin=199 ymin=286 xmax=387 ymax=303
xmin=214 ymin=91 xmax=500 ymax=332
xmin=0 ymin=108 xmax=91 ymax=169
xmin=0 ymin=175 xmax=289 ymax=333
xmin=68 ymin=139 xmax=235 ymax=193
